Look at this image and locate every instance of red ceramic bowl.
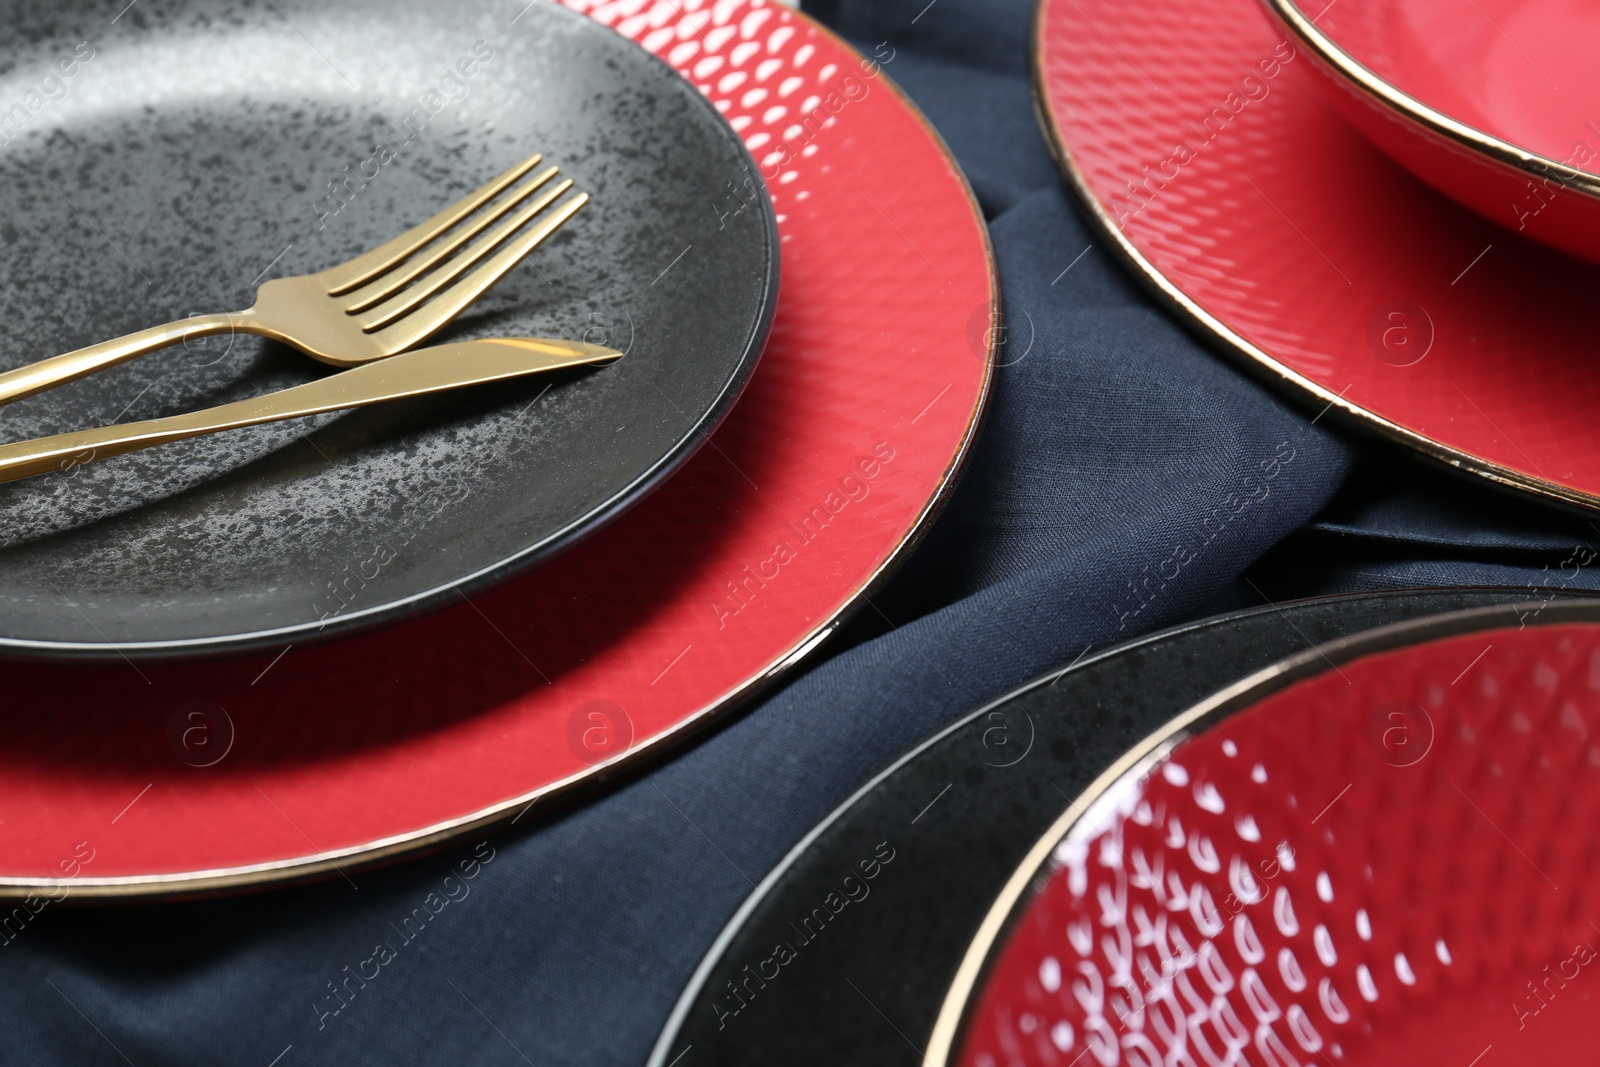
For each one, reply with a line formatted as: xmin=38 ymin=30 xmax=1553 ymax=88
xmin=933 ymin=600 xmax=1600 ymax=1066
xmin=1261 ymin=0 xmax=1600 ymax=262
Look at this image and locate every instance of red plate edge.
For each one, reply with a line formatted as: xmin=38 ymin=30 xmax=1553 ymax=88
xmin=1029 ymin=0 xmax=1600 ymax=514
xmin=0 ymin=0 xmax=997 ymax=900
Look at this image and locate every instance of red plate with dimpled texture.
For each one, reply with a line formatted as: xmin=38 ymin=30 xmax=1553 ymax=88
xmin=0 ymin=0 xmax=993 ymax=898
xmin=1035 ymin=0 xmax=1600 ymax=512
xmin=931 ymin=601 xmax=1600 ymax=1067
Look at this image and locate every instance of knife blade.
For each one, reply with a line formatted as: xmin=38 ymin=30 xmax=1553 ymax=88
xmin=0 ymin=337 xmax=621 ymax=485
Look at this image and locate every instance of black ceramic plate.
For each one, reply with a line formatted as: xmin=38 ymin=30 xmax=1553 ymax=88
xmin=647 ymin=588 xmax=1596 ymax=1066
xmin=0 ymin=0 xmax=777 ymax=657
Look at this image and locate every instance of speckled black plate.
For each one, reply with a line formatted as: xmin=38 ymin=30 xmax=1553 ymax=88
xmin=647 ymin=588 xmax=1597 ymax=1066
xmin=0 ymin=0 xmax=777 ymax=658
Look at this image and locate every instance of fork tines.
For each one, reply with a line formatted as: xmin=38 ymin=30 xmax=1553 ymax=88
xmin=322 ymin=151 xmax=589 ymax=349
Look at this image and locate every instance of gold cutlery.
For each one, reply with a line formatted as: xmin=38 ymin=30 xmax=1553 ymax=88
xmin=0 ymin=151 xmax=586 ymax=406
xmin=0 ymin=338 xmax=620 ymax=485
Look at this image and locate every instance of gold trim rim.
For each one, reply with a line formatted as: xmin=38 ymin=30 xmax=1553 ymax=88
xmin=0 ymin=3 xmax=1000 ymax=904
xmin=922 ymin=595 xmax=1600 ymax=1065
xmin=1027 ymin=0 xmax=1600 ymax=515
xmin=1261 ymin=0 xmax=1600 ymax=203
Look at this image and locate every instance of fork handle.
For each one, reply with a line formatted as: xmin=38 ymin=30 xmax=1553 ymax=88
xmin=0 ymin=312 xmax=247 ymax=407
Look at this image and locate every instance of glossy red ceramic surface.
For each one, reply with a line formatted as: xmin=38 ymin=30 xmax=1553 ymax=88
xmin=1036 ymin=0 xmax=1600 ymax=511
xmin=0 ymin=0 xmax=993 ymax=895
xmin=958 ymin=619 xmax=1600 ymax=1066
xmin=1311 ymin=0 xmax=1600 ymax=166
xmin=1264 ymin=0 xmax=1600 ymax=262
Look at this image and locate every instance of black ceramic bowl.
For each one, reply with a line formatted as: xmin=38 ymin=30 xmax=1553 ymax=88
xmin=648 ymin=588 xmax=1596 ymax=1065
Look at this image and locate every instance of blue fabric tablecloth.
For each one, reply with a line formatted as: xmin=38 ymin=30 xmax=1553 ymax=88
xmin=9 ymin=1 xmax=1600 ymax=1063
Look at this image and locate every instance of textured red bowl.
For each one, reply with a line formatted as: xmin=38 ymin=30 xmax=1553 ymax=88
xmin=934 ymin=601 xmax=1600 ymax=1066
xmin=1261 ymin=0 xmax=1600 ymax=262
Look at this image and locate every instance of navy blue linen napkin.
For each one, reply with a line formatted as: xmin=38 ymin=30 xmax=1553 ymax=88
xmin=6 ymin=1 xmax=1599 ymax=1064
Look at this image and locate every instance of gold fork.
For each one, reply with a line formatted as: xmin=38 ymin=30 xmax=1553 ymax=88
xmin=0 ymin=151 xmax=587 ymax=407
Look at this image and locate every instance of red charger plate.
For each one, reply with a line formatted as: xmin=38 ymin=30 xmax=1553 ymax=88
xmin=1035 ymin=0 xmax=1600 ymax=511
xmin=932 ymin=600 xmax=1600 ymax=1066
xmin=0 ymin=0 xmax=994 ymax=898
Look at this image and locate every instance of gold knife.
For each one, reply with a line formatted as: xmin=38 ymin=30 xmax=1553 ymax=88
xmin=0 ymin=337 xmax=620 ymax=485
